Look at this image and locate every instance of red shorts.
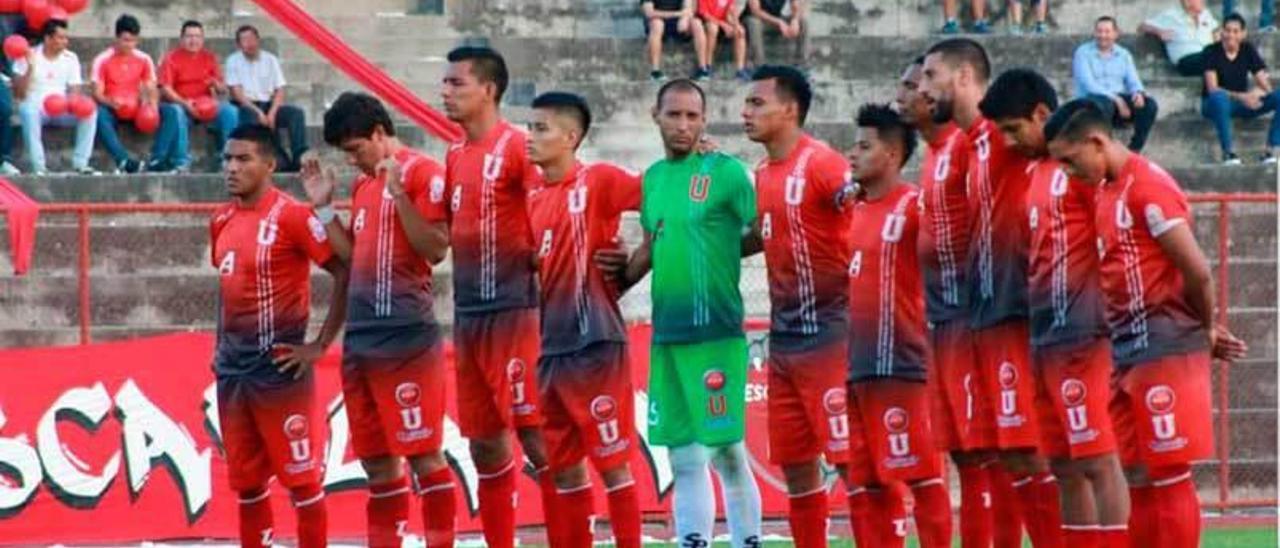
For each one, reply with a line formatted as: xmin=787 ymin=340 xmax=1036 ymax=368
xmin=1032 ymin=338 xmax=1118 ymax=459
xmin=973 ymin=321 xmax=1041 ymax=450
xmin=1110 ymin=351 xmax=1214 ymax=468
xmin=846 ymin=379 xmax=944 ymax=486
xmin=343 ymin=343 xmax=447 ymax=459
xmin=218 ymin=376 xmax=322 ymax=492
xmin=929 ymin=319 xmax=996 ymax=452
xmin=539 ymin=342 xmax=636 ymax=473
xmin=454 ymin=307 xmax=543 ymax=438
xmin=767 ymin=339 xmax=850 ymax=465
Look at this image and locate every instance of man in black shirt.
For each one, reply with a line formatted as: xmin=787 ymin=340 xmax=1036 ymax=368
xmin=1200 ymin=13 xmax=1280 ymax=164
xmin=643 ymin=0 xmax=711 ymax=81
xmin=743 ymin=0 xmax=810 ymax=68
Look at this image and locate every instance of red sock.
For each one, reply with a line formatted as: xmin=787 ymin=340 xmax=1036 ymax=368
xmin=477 ymin=460 xmax=517 ymax=548
xmin=237 ymin=490 xmax=274 ymax=548
xmin=605 ymin=482 xmax=642 ymax=548
xmin=1127 ymin=485 xmax=1154 ymax=546
xmin=538 ymin=469 xmax=569 ymax=547
xmin=292 ymin=484 xmax=328 ymax=548
xmin=910 ymin=479 xmax=953 ymax=548
xmin=367 ymin=477 xmax=411 ymax=548
xmin=417 ymin=466 xmax=458 ymax=548
xmin=870 ymin=483 xmax=909 ymax=548
xmin=558 ymin=484 xmax=596 ymax=548
xmin=1062 ymin=525 xmax=1099 ymax=547
xmin=787 ymin=489 xmax=829 ymax=548
xmin=847 ymin=489 xmax=873 ymax=547
xmin=956 ymin=463 xmax=993 ymax=548
xmin=989 ymin=465 xmax=1024 ymax=548
xmin=1033 ymin=473 xmax=1065 ymax=548
xmin=1098 ymin=525 xmax=1130 ymax=548
xmin=1150 ymin=466 xmax=1201 ymax=548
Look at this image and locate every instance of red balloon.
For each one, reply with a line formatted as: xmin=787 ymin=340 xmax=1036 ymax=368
xmin=193 ymin=96 xmax=219 ymax=122
xmin=134 ymin=103 xmax=159 ymax=134
xmin=0 ymin=0 xmax=21 ymax=14
xmin=67 ymin=93 xmax=94 ymax=119
xmin=3 ymin=34 xmax=28 ymax=59
xmin=56 ymin=0 xmax=86 ymax=14
xmin=114 ymin=97 xmax=138 ymax=120
xmin=46 ymin=4 xmax=65 ymax=21
xmin=42 ymin=93 xmax=66 ymax=116
xmin=23 ymin=0 xmax=51 ymax=32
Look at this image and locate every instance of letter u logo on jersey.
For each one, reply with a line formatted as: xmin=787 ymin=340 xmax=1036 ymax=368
xmin=828 ymin=414 xmax=849 ymax=441
xmin=1067 ymin=406 xmax=1089 ymax=432
xmin=1001 ymin=390 xmax=1018 ymax=416
xmin=784 ymin=175 xmax=805 ymax=205
xmin=881 ymin=214 xmax=906 ymax=242
xmin=568 ymin=185 xmax=588 ymax=213
xmin=974 ymin=132 xmax=991 ymax=161
xmin=689 ymin=175 xmax=711 ymax=202
xmin=1050 ymin=169 xmax=1069 ymax=196
xmin=888 ymin=433 xmax=910 ymax=457
xmin=1152 ymin=414 xmax=1177 ymax=441
xmin=482 ymin=153 xmax=504 ymax=182
xmin=256 ymin=220 xmax=278 ymax=245
xmin=934 ymin=153 xmax=951 ymax=181
xmin=400 ymin=408 xmax=423 ymax=430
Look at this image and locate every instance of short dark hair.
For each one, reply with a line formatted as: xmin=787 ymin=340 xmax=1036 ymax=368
xmin=752 ymin=64 xmax=813 ymax=125
xmin=181 ymin=20 xmax=203 ymax=35
xmin=323 ymin=92 xmax=396 ymax=147
xmin=656 ymin=78 xmax=706 ymax=110
xmin=531 ymin=92 xmax=592 ymax=144
xmin=42 ymin=19 xmax=67 ymax=39
xmin=856 ymin=103 xmax=917 ymax=167
xmin=1044 ymin=98 xmax=1112 ymax=144
xmin=115 ymin=14 xmax=140 ymax=37
xmin=978 ymin=68 xmax=1059 ymax=121
xmin=1224 ymin=13 xmax=1248 ymax=29
xmin=447 ymin=46 xmax=509 ymax=103
xmin=926 ymin=38 xmax=991 ymax=83
xmin=229 ymin=124 xmax=280 ymax=159
xmin=235 ymin=25 xmax=259 ymax=43
xmin=912 ymin=55 xmax=925 ymax=66
xmin=1095 ymin=15 xmax=1118 ymax=29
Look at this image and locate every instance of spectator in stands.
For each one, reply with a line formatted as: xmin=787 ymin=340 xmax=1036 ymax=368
xmin=0 ymin=15 xmax=22 ymax=175
xmin=227 ymin=24 xmax=307 ymax=172
xmin=12 ymin=19 xmax=97 ymax=175
xmin=941 ymin=0 xmax=991 ymax=33
xmin=1007 ymin=0 xmax=1049 ymax=34
xmin=642 ymin=0 xmax=711 ymax=81
xmin=1074 ymin=16 xmax=1158 ymax=151
xmin=744 ymin=0 xmax=810 ymax=68
xmin=698 ymin=0 xmax=750 ymax=80
xmin=1201 ymin=13 xmax=1280 ymax=164
xmin=92 ymin=14 xmax=161 ymax=174
xmin=156 ymin=20 xmax=239 ymax=173
xmin=1223 ymin=0 xmax=1275 ymax=33
xmin=1140 ymin=0 xmax=1220 ymax=76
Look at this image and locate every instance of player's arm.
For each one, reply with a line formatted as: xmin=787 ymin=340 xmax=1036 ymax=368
xmin=749 ymin=0 xmax=788 ymax=27
xmin=383 ymin=158 xmax=450 ymax=264
xmin=741 ymin=224 xmax=763 ymax=256
xmin=300 ymin=151 xmax=353 ymax=263
xmin=1155 ymin=223 xmax=1247 ymax=361
xmin=275 ymin=255 xmax=350 ymax=379
xmin=624 ymin=230 xmax=654 ymax=291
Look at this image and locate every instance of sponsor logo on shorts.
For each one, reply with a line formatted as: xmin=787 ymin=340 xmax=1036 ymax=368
xmin=1145 ymin=385 xmax=1187 ymax=453
xmin=823 ymin=387 xmax=850 ymax=451
xmin=882 ymin=407 xmax=918 ymax=469
xmin=395 ymin=382 xmax=433 ymax=443
xmin=997 ymin=362 xmax=1027 ymax=428
xmin=704 ymin=369 xmax=728 ymax=419
xmin=590 ymin=395 xmax=629 ymax=457
xmin=1061 ymin=378 xmax=1099 ymax=446
xmin=508 ymin=359 xmax=535 ymax=416
xmin=282 ymin=414 xmax=315 ymax=473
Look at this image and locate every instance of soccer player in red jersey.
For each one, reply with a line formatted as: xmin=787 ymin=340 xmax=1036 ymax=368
xmin=897 ymin=55 xmax=998 ymax=548
xmin=300 ymin=92 xmax=457 ymax=548
xmin=741 ymin=64 xmax=853 ymax=548
xmin=438 ymin=46 xmax=555 ymax=547
xmin=209 ymin=124 xmax=349 ymax=548
xmin=1045 ymin=99 xmax=1247 ymax=548
xmin=843 ymin=103 xmax=951 ymax=548
xmin=525 ymin=91 xmax=644 ymax=548
xmin=980 ymin=69 xmax=1130 ymax=548
xmin=920 ymin=38 xmax=1057 ymax=547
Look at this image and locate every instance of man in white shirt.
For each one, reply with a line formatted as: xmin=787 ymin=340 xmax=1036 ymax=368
xmin=1140 ymin=0 xmax=1221 ymax=75
xmin=12 ymin=19 xmax=98 ymax=175
xmin=226 ymin=24 xmax=306 ymax=172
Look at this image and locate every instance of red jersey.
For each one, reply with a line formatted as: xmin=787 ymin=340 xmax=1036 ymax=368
xmin=1026 ymin=159 xmax=1108 ymax=348
xmin=528 ymin=162 xmax=642 ymax=356
xmin=159 ymin=48 xmax=221 ymax=100
xmin=1095 ymin=154 xmax=1208 ymax=367
xmin=210 ymin=188 xmax=334 ymax=383
xmin=917 ymin=123 xmax=972 ymax=323
xmin=91 ymin=48 xmax=155 ymax=101
xmin=444 ymin=120 xmax=540 ymax=314
xmin=965 ymin=116 xmax=1033 ymax=328
xmin=344 ymin=148 xmax=449 ymax=360
xmin=754 ymin=134 xmax=853 ymax=351
xmin=698 ymin=0 xmax=735 ymax=20
xmin=847 ymin=183 xmax=928 ymax=382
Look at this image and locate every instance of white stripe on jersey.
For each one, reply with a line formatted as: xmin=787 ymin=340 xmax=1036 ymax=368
xmin=377 ymin=186 xmax=394 ymax=317
xmin=974 ymin=131 xmax=995 ymax=300
xmin=570 ymin=171 xmax=591 ymax=335
xmin=1049 ymin=185 xmax=1069 ymax=329
xmin=877 ymin=191 xmax=917 ymax=376
xmin=256 ymin=200 xmax=287 ymax=352
xmin=1116 ymin=176 xmax=1151 ymax=351
xmin=480 ymin=131 xmax=514 ymax=301
xmin=783 ymin=148 xmax=820 ymax=334
xmin=930 ymin=134 xmax=962 ymax=306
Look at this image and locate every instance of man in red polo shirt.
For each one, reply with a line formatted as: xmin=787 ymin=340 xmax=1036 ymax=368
xmin=91 ymin=13 xmax=161 ymax=174
xmin=156 ymin=19 xmax=240 ymax=172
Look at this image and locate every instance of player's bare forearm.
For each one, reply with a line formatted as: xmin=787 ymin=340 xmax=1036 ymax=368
xmin=1157 ymin=223 xmax=1216 ymax=333
xmin=323 ymin=220 xmax=353 ymax=264
xmin=395 ymin=198 xmax=450 ymax=264
xmin=315 ymin=257 xmax=349 ymax=349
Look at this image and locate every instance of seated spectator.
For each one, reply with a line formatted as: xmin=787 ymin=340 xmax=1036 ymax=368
xmin=941 ymin=0 xmax=991 ymax=34
xmin=698 ymin=0 xmax=750 ymax=80
xmin=12 ymin=19 xmax=97 ymax=175
xmin=643 ymin=0 xmax=710 ymax=81
xmin=0 ymin=14 xmax=22 ymax=175
xmin=1140 ymin=0 xmax=1219 ymax=76
xmin=1223 ymin=0 xmax=1275 ymax=33
xmin=227 ymin=24 xmax=307 ymax=171
xmin=156 ymin=19 xmax=239 ymax=173
xmin=744 ymin=0 xmax=809 ymax=68
xmin=1074 ymin=16 xmax=1158 ymax=151
xmin=1007 ymin=0 xmax=1048 ymax=34
xmin=1201 ymin=14 xmax=1279 ymax=164
xmin=92 ymin=14 xmax=165 ymax=174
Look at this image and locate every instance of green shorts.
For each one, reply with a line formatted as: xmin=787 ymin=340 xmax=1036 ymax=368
xmin=646 ymin=336 xmax=748 ymax=447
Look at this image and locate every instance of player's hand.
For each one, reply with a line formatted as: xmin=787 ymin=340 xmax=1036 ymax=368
xmin=1210 ymin=324 xmax=1248 ymax=362
xmin=593 ymin=240 xmax=629 ymax=286
xmin=378 ymin=157 xmax=406 ymax=199
xmin=300 ymin=151 xmax=337 ymax=207
xmin=273 ymin=341 xmax=324 ymax=379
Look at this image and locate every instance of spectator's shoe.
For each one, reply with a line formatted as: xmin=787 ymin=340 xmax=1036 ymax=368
xmin=173 ymin=163 xmax=192 ymax=174
xmin=0 ymin=161 xmax=21 ymax=176
xmin=144 ymin=159 xmax=173 ymax=174
xmin=693 ymin=66 xmax=712 ymax=81
xmin=649 ymin=69 xmax=665 ymax=82
xmin=940 ymin=20 xmax=960 ymax=34
xmin=1223 ymin=153 xmax=1243 ymax=166
xmin=735 ymin=68 xmax=753 ymax=81
xmin=1261 ymin=152 xmax=1277 ymax=165
xmin=115 ymin=158 xmax=141 ymax=174
xmin=74 ymin=165 xmax=101 ymax=176
xmin=973 ymin=20 xmax=992 ymax=34
xmin=1033 ymin=21 xmax=1047 ymax=34
xmin=1259 ymin=25 xmax=1278 ymax=34
xmin=1008 ymin=24 xmax=1024 ymax=35
xmin=31 ymin=169 xmax=48 ymax=177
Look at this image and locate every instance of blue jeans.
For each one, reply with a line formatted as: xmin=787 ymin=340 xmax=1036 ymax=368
xmin=1200 ymin=89 xmax=1280 ymax=155
xmin=96 ymin=103 xmax=135 ymax=164
xmin=0 ymin=78 xmax=13 ymax=162
xmin=237 ymin=101 xmax=307 ymax=170
xmin=1224 ymin=0 xmax=1275 ymax=27
xmin=151 ymin=100 xmax=238 ymax=168
xmin=19 ymin=99 xmax=96 ymax=171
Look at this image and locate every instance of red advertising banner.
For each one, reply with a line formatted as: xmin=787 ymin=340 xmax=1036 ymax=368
xmin=0 ymin=327 xmax=841 ymax=543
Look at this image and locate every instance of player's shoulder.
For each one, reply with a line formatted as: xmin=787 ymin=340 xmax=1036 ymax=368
xmin=1131 ymin=155 xmax=1184 ymax=195
xmin=210 ymin=202 xmax=238 ymax=232
xmin=703 ymin=151 xmax=751 ymax=178
xmin=585 ymin=161 xmax=640 ymax=182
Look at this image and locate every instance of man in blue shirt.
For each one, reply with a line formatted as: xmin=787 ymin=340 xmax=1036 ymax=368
xmin=1074 ymin=16 xmax=1158 ymax=152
